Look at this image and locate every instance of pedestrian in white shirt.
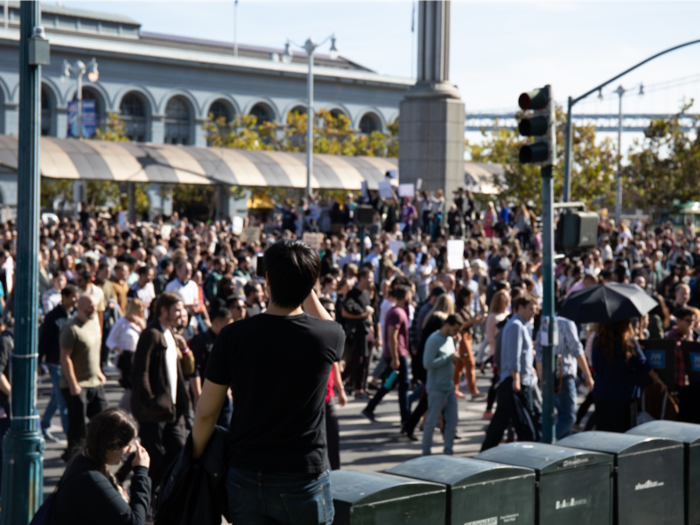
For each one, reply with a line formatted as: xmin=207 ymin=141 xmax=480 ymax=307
xmin=106 ymin=298 xmax=145 ymax=412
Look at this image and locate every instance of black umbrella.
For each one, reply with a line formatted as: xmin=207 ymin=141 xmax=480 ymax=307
xmin=558 ymin=282 xmax=658 ymax=324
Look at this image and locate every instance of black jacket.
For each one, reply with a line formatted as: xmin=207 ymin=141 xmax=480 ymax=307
xmin=131 ymin=322 xmax=190 ymax=423
xmin=55 ymin=454 xmax=151 ymax=525
xmin=39 ymin=305 xmax=69 ymax=365
xmin=155 ymin=426 xmax=229 ymax=525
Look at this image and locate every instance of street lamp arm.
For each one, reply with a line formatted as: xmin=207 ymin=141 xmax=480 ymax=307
xmin=573 ymin=38 xmax=700 ymax=105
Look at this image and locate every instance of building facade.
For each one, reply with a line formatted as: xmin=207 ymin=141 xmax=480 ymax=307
xmin=0 ymin=2 xmax=410 ymax=210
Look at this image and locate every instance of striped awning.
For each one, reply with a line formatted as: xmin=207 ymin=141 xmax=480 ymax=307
xmin=0 ymin=135 xmax=398 ymax=190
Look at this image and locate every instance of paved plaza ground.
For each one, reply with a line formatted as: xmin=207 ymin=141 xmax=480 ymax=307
xmin=39 ymin=367 xmax=497 ymax=496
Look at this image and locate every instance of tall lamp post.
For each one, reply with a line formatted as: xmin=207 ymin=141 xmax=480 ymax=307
xmin=62 ymin=57 xmax=99 ymax=216
xmin=614 ymin=85 xmax=627 ymax=225
xmin=562 ymin=38 xmax=700 ymax=204
xmin=1 ymin=3 xmax=49 ymax=523
xmin=282 ymin=36 xmax=339 ymax=199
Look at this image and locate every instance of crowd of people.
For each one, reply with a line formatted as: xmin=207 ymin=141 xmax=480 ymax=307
xmin=0 ymin=184 xmax=697 ymax=523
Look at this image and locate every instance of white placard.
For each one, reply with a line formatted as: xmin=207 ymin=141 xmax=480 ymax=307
xmin=232 ymin=216 xmax=244 ymax=235
xmin=360 ymin=181 xmax=368 ymax=199
xmin=302 ymin=232 xmax=324 ymax=251
xmin=446 ymin=239 xmax=464 ymax=271
xmin=385 ymin=169 xmax=398 ymax=180
xmin=416 ymin=178 xmax=423 ymax=191
xmin=118 ymin=211 xmax=126 ymax=227
xmin=388 ymin=240 xmax=404 ymax=261
xmin=160 ymin=224 xmax=172 ymax=240
xmin=240 ymin=227 xmax=261 ymax=243
xmin=398 ymin=183 xmax=415 ymax=197
xmin=378 ymin=180 xmax=394 ymax=200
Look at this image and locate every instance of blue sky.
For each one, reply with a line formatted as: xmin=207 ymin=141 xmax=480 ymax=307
xmin=61 ymin=1 xmax=700 ymax=148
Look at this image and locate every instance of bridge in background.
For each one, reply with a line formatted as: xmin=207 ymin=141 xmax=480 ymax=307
xmin=466 ymin=113 xmax=699 ymax=132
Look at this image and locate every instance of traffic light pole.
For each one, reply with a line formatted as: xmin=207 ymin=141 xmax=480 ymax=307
xmin=540 ymin=164 xmax=556 ymax=444
xmin=1 ymin=2 xmax=45 ymax=523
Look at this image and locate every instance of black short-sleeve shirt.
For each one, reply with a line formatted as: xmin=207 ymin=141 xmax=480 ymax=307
xmin=205 ymin=312 xmax=344 ymax=474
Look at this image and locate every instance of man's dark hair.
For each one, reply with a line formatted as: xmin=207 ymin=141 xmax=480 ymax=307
xmin=494 ymin=267 xmax=506 ymax=277
xmin=263 ymin=239 xmax=320 ymax=308
xmin=212 ymin=308 xmax=233 ymax=322
xmin=243 ymin=282 xmax=260 ymax=298
xmin=357 ymin=268 xmax=372 ymax=281
xmin=429 ymin=286 xmax=447 ymax=298
xmin=445 ymin=314 xmax=460 ymax=326
xmin=160 ymin=258 xmax=173 ymax=271
xmin=676 ymin=307 xmax=694 ymax=322
xmin=152 ymin=292 xmax=182 ymax=320
xmin=512 ymin=293 xmax=536 ymax=312
xmin=393 ymin=285 xmax=410 ymax=301
xmin=61 ymin=284 xmax=78 ymax=297
xmin=225 ymin=295 xmax=244 ymax=308
xmin=98 ymin=261 xmax=110 ymax=272
xmin=137 ymin=265 xmax=154 ymax=276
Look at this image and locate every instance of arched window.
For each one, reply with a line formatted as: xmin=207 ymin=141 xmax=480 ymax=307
xmin=120 ymin=92 xmax=148 ymax=142
xmin=164 ymin=96 xmax=192 ymax=145
xmin=289 ymin=105 xmax=307 ymax=116
xmin=208 ymin=100 xmax=233 ymax=123
xmin=41 ymin=86 xmax=54 ymax=136
xmin=330 ymin=108 xmax=345 ymax=119
xmin=359 ymin=112 xmax=381 ymax=134
xmin=249 ymin=103 xmax=273 ymax=125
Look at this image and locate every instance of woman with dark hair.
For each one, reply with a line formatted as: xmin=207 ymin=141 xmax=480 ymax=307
xmin=55 ymin=408 xmax=151 ymax=525
xmin=591 ymin=320 xmax=667 ymax=433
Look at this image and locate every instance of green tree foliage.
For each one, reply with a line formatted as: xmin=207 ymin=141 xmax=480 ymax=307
xmin=623 ymin=102 xmax=700 ymax=214
xmin=95 ymin=112 xmax=129 ymax=142
xmin=466 ymin=106 xmax=617 ymax=211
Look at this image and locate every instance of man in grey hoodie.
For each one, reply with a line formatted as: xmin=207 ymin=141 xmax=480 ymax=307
xmin=422 ymin=314 xmax=462 ymax=455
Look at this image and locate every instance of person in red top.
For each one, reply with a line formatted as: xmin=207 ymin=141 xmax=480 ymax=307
xmin=362 ymin=285 xmax=412 ymax=424
xmin=320 ymin=296 xmax=347 ymax=470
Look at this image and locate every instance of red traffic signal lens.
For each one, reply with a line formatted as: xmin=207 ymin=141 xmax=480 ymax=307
xmin=518 ymin=88 xmax=549 ymax=111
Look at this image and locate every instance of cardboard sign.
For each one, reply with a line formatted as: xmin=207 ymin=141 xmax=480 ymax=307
xmin=302 ymin=232 xmax=324 ymax=251
xmin=361 ymin=181 xmax=369 ymax=199
xmin=378 ymin=180 xmax=394 ymax=200
xmin=118 ymin=211 xmax=126 ymax=227
xmin=160 ymin=224 xmax=172 ymax=240
xmin=681 ymin=341 xmax=700 ymax=386
xmin=398 ymin=183 xmax=415 ymax=198
xmin=639 ymin=339 xmax=676 ymax=388
xmin=232 ymin=216 xmax=244 ymax=235
xmin=240 ymin=227 xmax=261 ymax=243
xmin=388 ymin=239 xmax=404 ymax=261
xmin=446 ymin=239 xmax=464 ymax=271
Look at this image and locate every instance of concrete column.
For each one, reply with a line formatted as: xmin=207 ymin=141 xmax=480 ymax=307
xmin=215 ymin=184 xmax=233 ymax=220
xmin=55 ymin=106 xmax=68 ymax=139
xmin=151 ymin=113 xmax=164 ymax=144
xmin=3 ymin=102 xmax=18 ymax=135
xmin=194 ymin=117 xmax=207 ymax=147
xmin=399 ymin=0 xmax=465 ymax=200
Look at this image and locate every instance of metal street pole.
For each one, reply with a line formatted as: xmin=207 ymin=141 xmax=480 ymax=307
xmin=74 ymin=68 xmax=83 ymax=217
xmin=305 ymin=39 xmax=315 ymax=200
xmin=540 ymin=164 xmax=556 ymax=444
xmin=562 ymin=97 xmax=573 ymax=202
xmin=1 ymin=2 xmax=45 ymax=522
xmin=615 ymin=85 xmax=626 ymax=225
xmin=561 ymin=37 xmax=700 ymax=203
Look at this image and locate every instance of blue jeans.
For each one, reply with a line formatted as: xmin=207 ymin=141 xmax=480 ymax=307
xmin=365 ymin=355 xmax=411 ymax=424
xmin=226 ymin=467 xmax=334 ymax=525
xmin=555 ymin=375 xmax=577 ymax=440
xmin=422 ymin=389 xmax=458 ymax=456
xmin=41 ymin=364 xmax=68 ymax=433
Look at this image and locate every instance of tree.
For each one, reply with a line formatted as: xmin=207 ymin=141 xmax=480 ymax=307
xmin=466 ymin=106 xmax=617 ymax=211
xmin=95 ymin=112 xmax=129 ymax=142
xmin=623 ymin=102 xmax=700 ymax=215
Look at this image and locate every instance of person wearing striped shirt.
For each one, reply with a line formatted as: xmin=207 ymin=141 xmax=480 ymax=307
xmin=535 ymin=316 xmax=594 ymax=439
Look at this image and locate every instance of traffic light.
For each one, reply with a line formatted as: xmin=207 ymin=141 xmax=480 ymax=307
xmin=518 ymin=85 xmax=556 ymax=165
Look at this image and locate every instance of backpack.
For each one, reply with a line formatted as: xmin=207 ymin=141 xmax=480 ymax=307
xmin=29 ymin=493 xmax=56 ymax=525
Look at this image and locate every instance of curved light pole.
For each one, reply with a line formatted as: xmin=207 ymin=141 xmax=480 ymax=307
xmin=282 ymin=35 xmax=339 ymax=199
xmin=563 ymin=38 xmax=700 ymax=203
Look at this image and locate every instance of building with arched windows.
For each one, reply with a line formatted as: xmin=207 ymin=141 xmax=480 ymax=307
xmin=0 ymin=2 xmax=407 ymax=143
xmin=0 ymin=2 xmax=410 ymax=214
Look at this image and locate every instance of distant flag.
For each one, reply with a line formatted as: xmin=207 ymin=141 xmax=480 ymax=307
xmin=411 ymin=1 xmax=415 ymax=32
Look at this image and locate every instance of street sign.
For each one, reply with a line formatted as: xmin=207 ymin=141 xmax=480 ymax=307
xmin=67 ymin=99 xmax=96 ymax=138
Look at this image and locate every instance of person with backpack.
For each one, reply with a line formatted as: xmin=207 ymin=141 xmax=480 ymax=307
xmin=52 ymin=408 xmax=151 ymax=525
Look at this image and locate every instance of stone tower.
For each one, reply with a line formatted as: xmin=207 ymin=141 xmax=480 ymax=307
xmin=399 ymin=0 xmax=465 ymax=199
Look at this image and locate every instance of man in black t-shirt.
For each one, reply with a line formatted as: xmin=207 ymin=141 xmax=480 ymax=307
xmin=341 ymin=268 xmax=374 ymax=398
xmin=192 ymin=239 xmax=343 ymax=525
